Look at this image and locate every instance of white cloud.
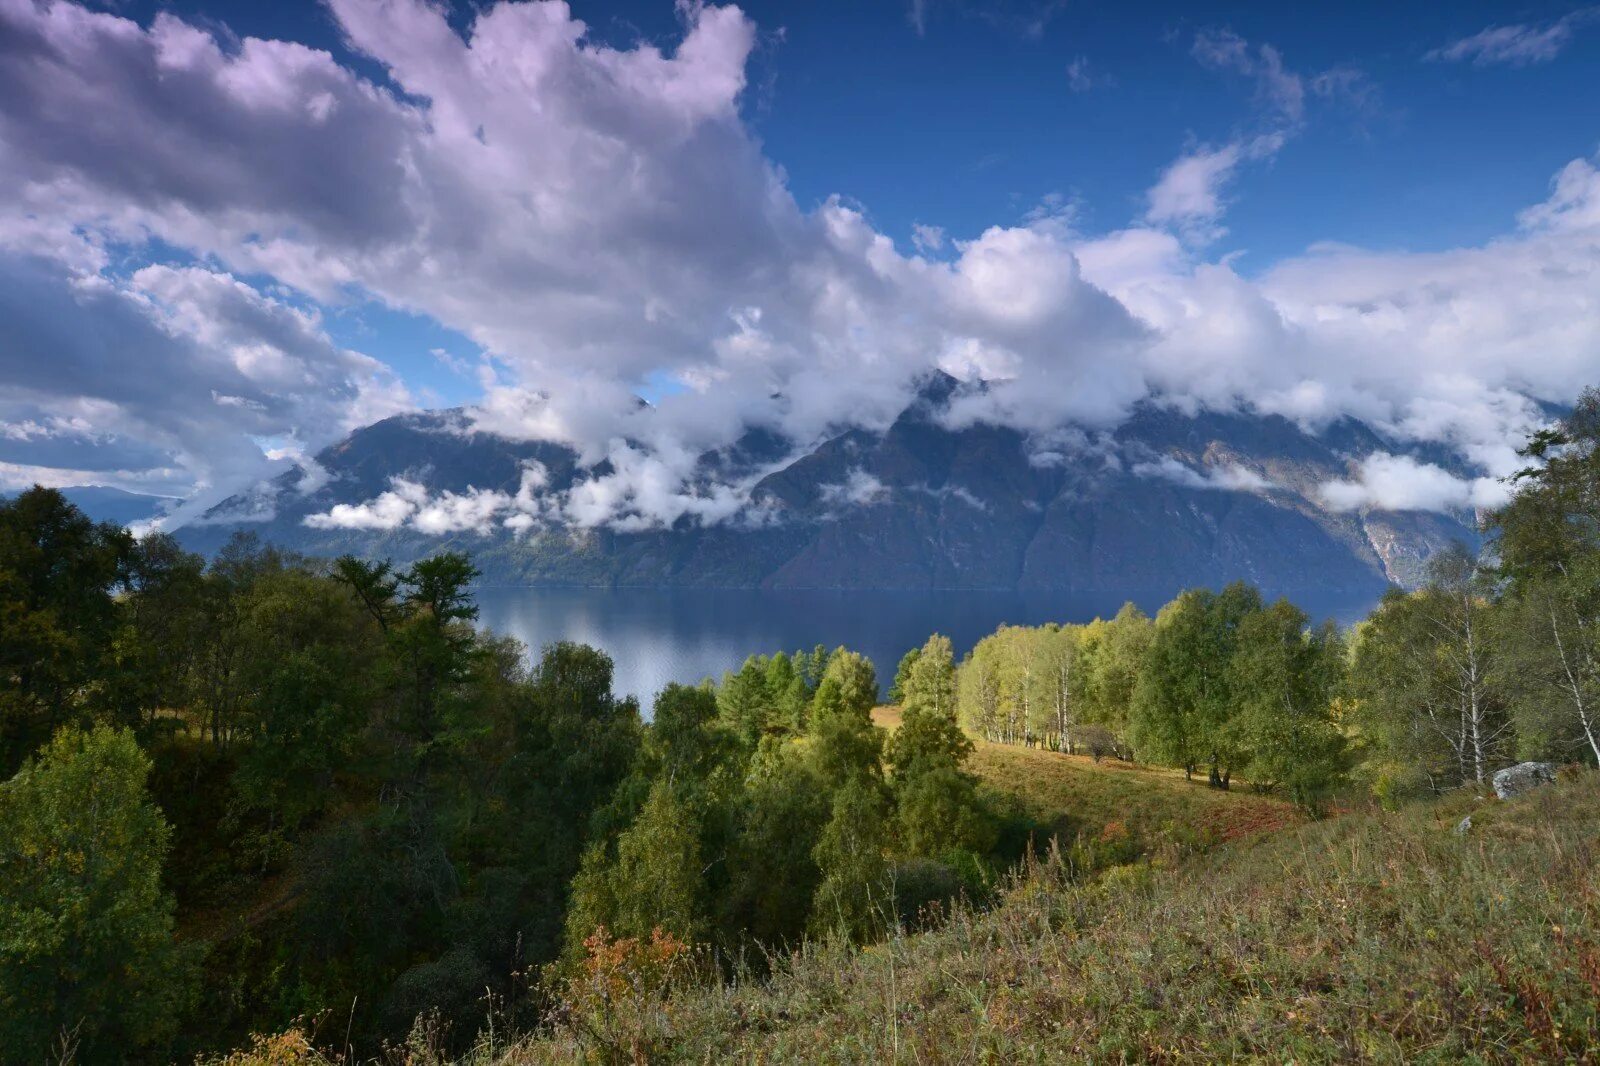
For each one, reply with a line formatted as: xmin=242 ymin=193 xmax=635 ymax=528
xmin=911 ymin=223 xmax=946 ymax=254
xmin=0 ymin=1 xmax=1595 ymax=530
xmin=1318 ymin=453 xmax=1510 ymax=513
xmin=305 ymin=478 xmax=429 ymax=531
xmin=1192 ymin=28 xmax=1304 ymax=123
xmin=819 ymin=468 xmax=889 ymax=508
xmin=1144 ymin=134 xmax=1284 ymax=241
xmin=1426 ymin=10 xmax=1596 ymax=67
xmin=1131 ymin=456 xmax=1275 ymax=493
xmin=1066 ymin=55 xmax=1113 ymax=93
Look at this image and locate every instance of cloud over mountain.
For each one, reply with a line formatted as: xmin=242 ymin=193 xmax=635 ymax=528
xmin=0 ymin=0 xmax=1596 ymax=530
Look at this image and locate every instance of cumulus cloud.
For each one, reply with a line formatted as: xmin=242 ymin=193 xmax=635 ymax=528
xmin=1318 ymin=453 xmax=1510 ymax=514
xmin=0 ymin=252 xmax=410 ymax=511
xmin=1144 ymin=134 xmax=1284 ymax=241
xmin=305 ymin=461 xmax=554 ymax=535
xmin=1426 ymin=10 xmax=1597 ymax=67
xmin=0 ymin=0 xmax=1595 ymax=530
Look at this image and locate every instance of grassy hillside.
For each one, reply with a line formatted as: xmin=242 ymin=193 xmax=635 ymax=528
xmin=215 ymin=735 xmax=1599 ymax=1063
xmin=489 ymin=770 xmax=1598 ymax=1063
xmin=874 ymin=706 xmax=1303 ymax=848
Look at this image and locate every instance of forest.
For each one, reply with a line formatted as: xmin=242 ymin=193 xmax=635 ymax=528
xmin=1 ymin=388 xmax=1598 ymax=1063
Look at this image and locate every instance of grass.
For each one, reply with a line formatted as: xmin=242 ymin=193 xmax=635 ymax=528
xmin=210 ymin=725 xmax=1600 ymax=1064
xmin=491 ymin=769 xmax=1600 ymax=1063
xmin=874 ymin=706 xmax=1303 ymax=848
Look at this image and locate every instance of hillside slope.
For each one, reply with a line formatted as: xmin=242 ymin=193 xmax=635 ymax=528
xmin=501 ymin=772 xmax=1600 ymax=1063
xmin=874 ymin=705 xmax=1303 ymax=846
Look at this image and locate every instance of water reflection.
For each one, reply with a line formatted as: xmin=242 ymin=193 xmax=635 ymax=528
xmin=473 ymin=586 xmax=1381 ymax=709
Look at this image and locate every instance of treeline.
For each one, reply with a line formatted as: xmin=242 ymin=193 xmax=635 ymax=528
xmin=0 ymin=504 xmax=642 ymax=1061
xmin=949 ymin=388 xmax=1600 ymax=807
xmin=954 ymin=587 xmax=1346 ymax=807
xmin=562 ymin=632 xmax=1004 ymax=963
xmin=0 ymin=489 xmax=1012 ymax=1062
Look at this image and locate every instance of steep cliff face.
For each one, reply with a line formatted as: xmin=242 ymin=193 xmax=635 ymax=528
xmin=176 ymin=385 xmax=1480 ymax=595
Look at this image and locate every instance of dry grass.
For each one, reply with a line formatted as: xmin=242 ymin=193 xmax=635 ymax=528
xmin=873 ymin=705 xmax=1303 ymax=847
xmin=500 ymin=770 xmax=1600 ymax=1063
xmin=216 ymin=719 xmax=1599 ymax=1064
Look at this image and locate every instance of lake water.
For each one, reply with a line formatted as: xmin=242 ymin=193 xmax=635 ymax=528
xmin=473 ymin=586 xmax=1381 ymax=708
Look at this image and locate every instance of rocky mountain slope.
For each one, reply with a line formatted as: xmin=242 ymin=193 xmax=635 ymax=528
xmin=176 ymin=378 xmax=1479 ymax=595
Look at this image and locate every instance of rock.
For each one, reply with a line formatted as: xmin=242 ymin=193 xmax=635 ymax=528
xmin=1491 ymin=761 xmax=1558 ymax=800
xmin=1454 ymin=814 xmax=1472 ymax=835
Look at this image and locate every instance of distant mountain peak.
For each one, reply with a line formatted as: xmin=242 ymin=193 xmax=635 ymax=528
xmin=176 ymin=390 xmax=1480 ymax=595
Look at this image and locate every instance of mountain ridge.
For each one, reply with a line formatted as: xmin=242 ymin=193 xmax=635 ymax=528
xmin=176 ymin=382 xmax=1481 ymax=594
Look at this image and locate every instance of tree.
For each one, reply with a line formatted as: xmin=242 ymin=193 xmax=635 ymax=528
xmin=809 ymin=775 xmax=892 ymax=943
xmin=1030 ymin=625 xmax=1079 ymax=751
xmin=106 ymin=533 xmax=207 ymax=734
xmin=763 ymin=651 xmax=810 ymax=733
xmin=717 ymin=655 xmax=773 ymax=748
xmin=957 ymin=637 xmax=1004 ymax=742
xmin=1351 ymin=548 xmax=1514 ymax=793
xmin=722 ymin=739 xmax=828 ymax=949
xmin=0 ymin=488 xmax=132 ymax=773
xmin=0 ymin=726 xmax=193 ymax=1060
xmin=807 ymin=650 xmax=882 ymax=787
xmin=888 ymin=635 xmax=969 ymax=776
xmin=575 ymin=781 xmax=707 ymax=945
xmin=1227 ymin=600 xmax=1348 ymax=809
xmin=1500 ymin=565 xmax=1600 ymax=765
xmin=228 ymin=569 xmax=376 ymax=865
xmin=1130 ymin=584 xmax=1262 ymax=787
xmin=1490 ymin=390 xmax=1600 ymax=767
xmin=887 ymin=646 xmax=921 ymax=705
xmin=887 ymin=636 xmax=990 ymax=857
xmin=1079 ymin=603 xmax=1153 ymax=754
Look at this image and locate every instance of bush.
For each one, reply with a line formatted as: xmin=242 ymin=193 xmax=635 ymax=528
xmin=552 ymin=926 xmax=700 ymax=1064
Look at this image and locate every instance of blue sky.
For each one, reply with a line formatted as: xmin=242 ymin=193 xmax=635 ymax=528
xmin=130 ymin=0 xmax=1600 ymax=254
xmin=81 ymin=0 xmax=1600 ymax=411
xmin=1 ymin=0 xmax=1598 ymax=527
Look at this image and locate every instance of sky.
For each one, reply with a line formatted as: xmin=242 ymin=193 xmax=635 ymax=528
xmin=1 ymin=0 xmax=1598 ymax=531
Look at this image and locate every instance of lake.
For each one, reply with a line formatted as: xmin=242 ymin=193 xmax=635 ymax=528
xmin=472 ymin=586 xmax=1382 ymax=708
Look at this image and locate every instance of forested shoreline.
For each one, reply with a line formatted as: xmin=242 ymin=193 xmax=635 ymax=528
xmin=1 ymin=388 xmax=1598 ymax=1063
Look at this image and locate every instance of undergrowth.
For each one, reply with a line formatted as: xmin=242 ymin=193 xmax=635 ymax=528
xmin=210 ymin=773 xmax=1600 ymax=1064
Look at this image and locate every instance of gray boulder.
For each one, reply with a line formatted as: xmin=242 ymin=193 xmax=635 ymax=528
xmin=1453 ymin=814 xmax=1472 ymax=835
xmin=1491 ymin=761 xmax=1558 ymax=800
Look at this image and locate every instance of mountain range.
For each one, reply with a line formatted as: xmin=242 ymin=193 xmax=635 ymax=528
xmin=175 ymin=376 xmax=1480 ymax=596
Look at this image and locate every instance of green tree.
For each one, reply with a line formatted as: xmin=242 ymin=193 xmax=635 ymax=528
xmin=228 ymin=569 xmax=376 ymax=865
xmin=0 ymin=726 xmax=193 ymax=1061
xmin=567 ymin=780 xmax=706 ymax=947
xmin=723 ymin=738 xmax=828 ymax=949
xmin=1499 ymin=566 xmax=1600 ymax=765
xmin=1351 ymin=549 xmax=1514 ymax=792
xmin=888 ymin=635 xmax=969 ymax=776
xmin=718 ymin=655 xmax=773 ymax=748
xmin=887 ymin=646 xmax=921 ymax=705
xmin=807 ymin=650 xmax=882 ymax=787
xmin=1130 ymin=583 xmax=1262 ymax=787
xmin=1227 ymin=600 xmax=1348 ymax=809
xmin=0 ymin=488 xmax=132 ymax=773
xmin=888 ymin=636 xmax=991 ymax=857
xmin=105 ymin=533 xmax=207 ymax=735
xmin=810 ymin=775 xmax=892 ymax=943
xmin=1490 ymin=390 xmax=1600 ymax=767
xmin=957 ymin=636 xmax=1004 ymax=742
xmin=1079 ymin=603 xmax=1153 ymax=752
xmin=763 ymin=651 xmax=810 ymax=733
